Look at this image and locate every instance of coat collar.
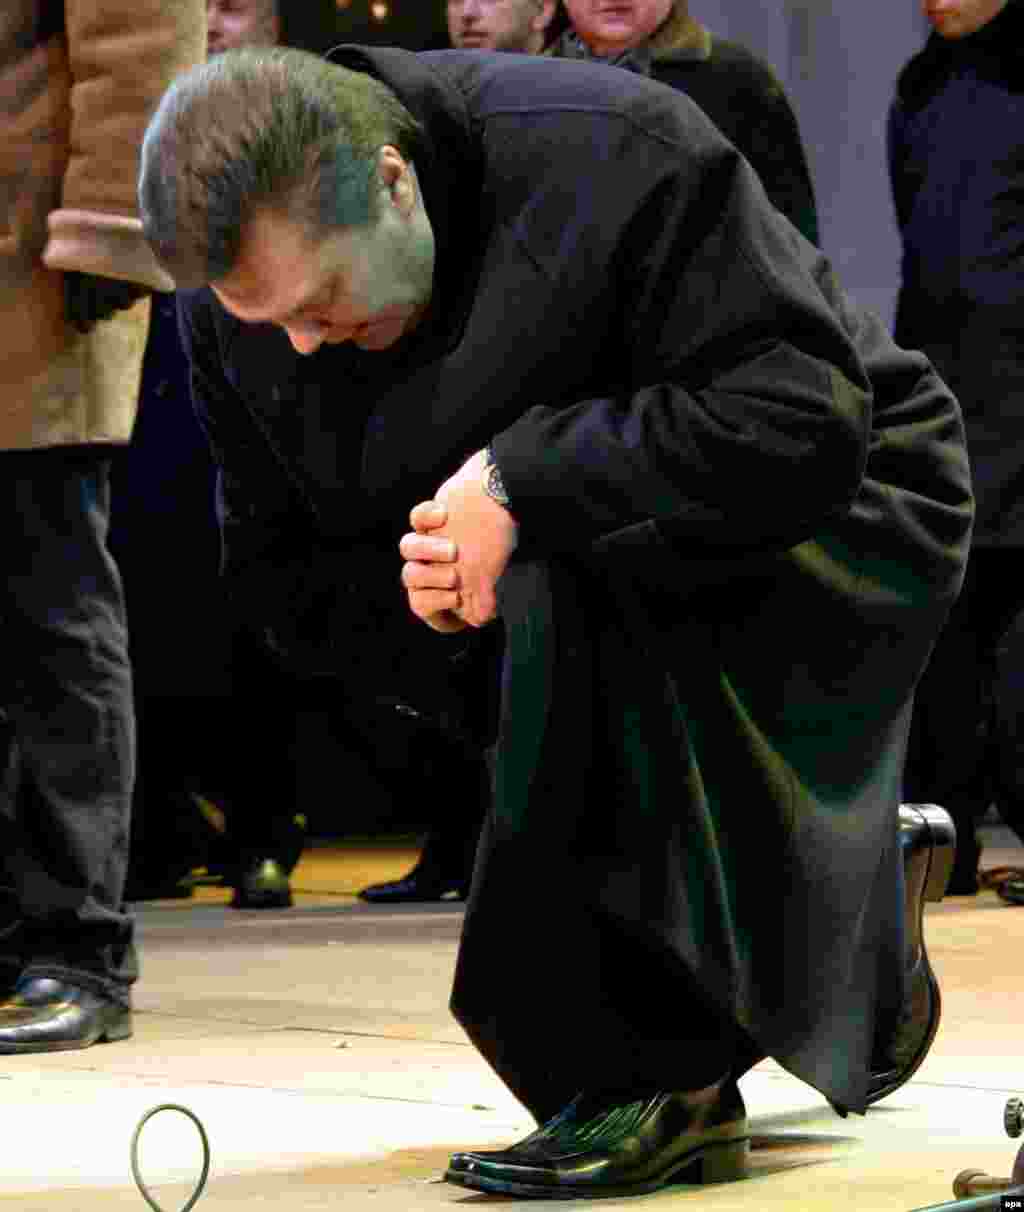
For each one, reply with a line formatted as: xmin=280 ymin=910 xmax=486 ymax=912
xmin=324 ymin=45 xmax=487 ymax=362
xmin=648 ymin=4 xmax=711 ymax=62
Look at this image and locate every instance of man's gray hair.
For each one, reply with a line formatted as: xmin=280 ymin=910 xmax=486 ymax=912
xmin=138 ymin=47 xmax=424 ymax=288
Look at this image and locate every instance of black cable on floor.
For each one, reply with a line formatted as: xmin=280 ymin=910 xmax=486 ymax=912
xmin=130 ymin=1104 xmax=211 ymax=1212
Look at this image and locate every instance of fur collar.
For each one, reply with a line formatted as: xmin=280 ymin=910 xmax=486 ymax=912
xmin=648 ymin=5 xmax=711 ymax=61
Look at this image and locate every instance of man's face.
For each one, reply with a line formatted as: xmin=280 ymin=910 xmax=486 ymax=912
xmin=212 ymin=151 xmax=435 ymax=357
xmin=564 ymin=0 xmax=673 ymax=55
xmin=447 ymin=0 xmax=550 ymax=52
xmin=207 ymin=0 xmax=281 ymax=56
xmin=922 ymin=0 xmax=1009 ymax=38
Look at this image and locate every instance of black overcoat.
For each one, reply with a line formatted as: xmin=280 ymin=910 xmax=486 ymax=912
xmin=551 ymin=26 xmax=820 ymax=245
xmin=177 ymin=48 xmax=973 ymax=1119
xmin=889 ymin=0 xmax=1024 ymax=546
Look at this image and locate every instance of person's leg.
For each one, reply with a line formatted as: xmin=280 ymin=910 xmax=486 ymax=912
xmin=0 ymin=715 xmax=22 ymax=993
xmin=123 ymin=694 xmax=226 ymax=900
xmin=992 ymin=605 xmax=1024 ymax=843
xmin=358 ymin=628 xmax=501 ymax=903
xmin=0 ymin=448 xmax=137 ymax=1021
xmin=447 ymin=876 xmax=748 ymax=1197
xmin=217 ymin=629 xmax=304 ymax=862
xmin=973 ymin=549 xmax=1024 ymax=850
xmin=357 ymin=735 xmax=486 ymax=902
xmin=194 ymin=627 xmax=304 ymax=908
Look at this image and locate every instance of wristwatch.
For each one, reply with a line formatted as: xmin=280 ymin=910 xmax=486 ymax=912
xmin=482 ymin=447 xmax=510 ymax=507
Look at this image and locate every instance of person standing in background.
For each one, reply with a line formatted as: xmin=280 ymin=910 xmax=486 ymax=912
xmin=206 ymin=0 xmax=280 ymax=53
xmin=446 ymin=0 xmax=562 ymax=52
xmin=122 ymin=0 xmax=497 ymax=910
xmin=891 ymin=0 xmax=1024 ymax=898
xmin=550 ymin=0 xmax=819 ymax=246
xmin=0 ymin=0 xmax=204 ymax=1051
xmin=112 ymin=0 xmax=351 ymax=910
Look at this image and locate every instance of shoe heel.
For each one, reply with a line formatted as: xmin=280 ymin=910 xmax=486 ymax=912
xmin=101 ymin=1009 xmax=133 ymax=1043
xmin=914 ymin=804 xmax=956 ymax=903
xmin=924 ymin=840 xmax=955 ymax=903
xmin=695 ymin=1137 xmax=749 ymax=1184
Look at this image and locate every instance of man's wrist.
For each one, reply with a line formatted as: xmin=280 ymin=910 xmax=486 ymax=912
xmin=482 ymin=447 xmax=510 ymax=508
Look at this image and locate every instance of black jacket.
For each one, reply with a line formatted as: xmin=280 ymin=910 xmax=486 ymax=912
xmin=889 ymin=0 xmax=1024 ymax=545
xmin=552 ymin=21 xmax=820 ymax=245
xmin=179 ymin=49 xmax=959 ymax=666
xmin=178 ymin=47 xmax=972 ymax=1115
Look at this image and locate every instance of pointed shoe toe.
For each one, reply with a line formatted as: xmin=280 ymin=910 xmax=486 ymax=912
xmin=0 ymin=977 xmax=131 ymax=1054
xmin=445 ymin=1079 xmax=749 ymax=1198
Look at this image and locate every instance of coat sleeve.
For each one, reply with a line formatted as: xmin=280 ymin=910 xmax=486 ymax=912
xmin=41 ymin=0 xmax=206 ymax=290
xmin=489 ymin=144 xmax=871 ymax=561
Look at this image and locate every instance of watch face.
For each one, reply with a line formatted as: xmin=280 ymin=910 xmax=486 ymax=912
xmin=486 ymin=461 xmax=510 ymax=506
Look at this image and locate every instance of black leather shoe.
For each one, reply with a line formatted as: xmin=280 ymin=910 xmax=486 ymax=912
xmin=446 ymin=1079 xmax=748 ymax=1198
xmin=865 ymin=803 xmax=955 ymax=1105
xmin=358 ymin=864 xmax=467 ymax=904
xmin=828 ymin=804 xmax=955 ymax=1114
xmin=230 ymin=858 xmax=293 ymax=909
xmin=0 ymin=977 xmax=131 ymax=1054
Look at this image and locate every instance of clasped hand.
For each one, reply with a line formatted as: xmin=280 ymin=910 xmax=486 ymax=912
xmin=400 ymin=449 xmax=518 ymax=632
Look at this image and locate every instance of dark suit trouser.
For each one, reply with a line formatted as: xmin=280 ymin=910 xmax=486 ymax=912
xmin=0 ymin=448 xmax=137 ymax=1003
xmin=903 ymin=547 xmax=1024 ymax=883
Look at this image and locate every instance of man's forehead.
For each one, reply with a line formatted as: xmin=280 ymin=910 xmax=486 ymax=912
xmin=221 ymin=213 xmax=322 ymax=293
xmin=217 ymin=212 xmax=323 ymax=312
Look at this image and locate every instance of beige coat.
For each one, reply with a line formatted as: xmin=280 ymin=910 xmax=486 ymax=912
xmin=0 ymin=0 xmax=205 ymax=450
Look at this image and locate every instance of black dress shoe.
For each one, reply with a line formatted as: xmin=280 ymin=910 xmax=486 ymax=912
xmin=358 ymin=864 xmax=467 ymax=904
xmin=865 ymin=803 xmax=955 ymax=1105
xmin=446 ymin=1079 xmax=748 ymax=1198
xmin=830 ymin=803 xmax=955 ymax=1115
xmin=230 ymin=858 xmax=293 ymax=909
xmin=0 ymin=977 xmax=131 ymax=1054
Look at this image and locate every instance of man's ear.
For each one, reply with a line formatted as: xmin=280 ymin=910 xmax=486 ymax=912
xmin=378 ymin=146 xmax=417 ymax=214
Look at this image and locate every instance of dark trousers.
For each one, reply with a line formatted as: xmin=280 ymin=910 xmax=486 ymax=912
xmin=204 ymin=627 xmax=303 ymax=863
xmin=0 ymin=448 xmax=137 ymax=1003
xmin=412 ymin=626 xmax=503 ymax=881
xmin=904 ymin=547 xmax=1024 ymax=885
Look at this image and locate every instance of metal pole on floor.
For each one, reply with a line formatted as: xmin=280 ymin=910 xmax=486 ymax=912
xmin=910 ymin=1184 xmax=1024 ymax=1211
